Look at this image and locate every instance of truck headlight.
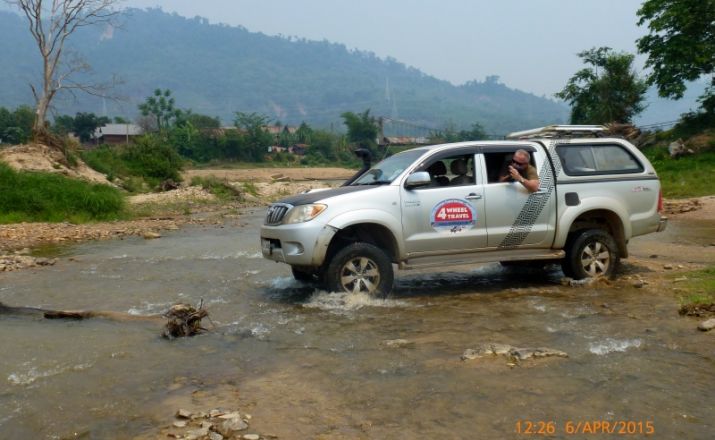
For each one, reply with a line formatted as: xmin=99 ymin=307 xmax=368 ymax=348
xmin=283 ymin=204 xmax=327 ymax=224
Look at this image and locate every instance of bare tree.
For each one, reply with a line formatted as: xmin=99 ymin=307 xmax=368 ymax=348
xmin=5 ymin=0 xmax=123 ymax=141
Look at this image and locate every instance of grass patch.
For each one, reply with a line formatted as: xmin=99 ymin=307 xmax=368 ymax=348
xmin=677 ymin=266 xmax=715 ymax=307
xmin=190 ymin=176 xmax=241 ymax=200
xmin=0 ymin=162 xmax=125 ymax=223
xmin=241 ymin=181 xmax=259 ymax=197
xmin=642 ymin=147 xmax=715 ymax=198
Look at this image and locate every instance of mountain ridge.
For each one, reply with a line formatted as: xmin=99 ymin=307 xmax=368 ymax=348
xmin=0 ymin=8 xmax=568 ymax=133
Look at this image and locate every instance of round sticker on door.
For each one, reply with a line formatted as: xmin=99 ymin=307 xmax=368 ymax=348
xmin=430 ymin=199 xmax=476 ymax=232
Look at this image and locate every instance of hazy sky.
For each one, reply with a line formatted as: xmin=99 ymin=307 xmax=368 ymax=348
xmin=123 ymin=0 xmax=649 ymax=97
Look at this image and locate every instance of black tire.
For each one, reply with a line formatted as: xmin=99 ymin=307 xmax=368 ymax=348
xmin=325 ymin=242 xmax=394 ymax=298
xmin=291 ymin=266 xmax=316 ymax=282
xmin=562 ymin=229 xmax=619 ymax=280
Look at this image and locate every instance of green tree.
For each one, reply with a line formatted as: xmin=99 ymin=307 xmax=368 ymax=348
xmin=6 ymin=0 xmax=122 ymax=142
xmin=234 ymin=112 xmax=272 ymax=162
xmin=341 ymin=110 xmax=378 ymax=156
xmin=51 ymin=112 xmax=110 ymax=142
xmin=308 ymin=129 xmax=338 ymax=161
xmin=637 ymin=0 xmax=715 ymax=113
xmin=0 ymin=106 xmax=34 ymax=144
xmin=73 ymin=112 xmax=110 ymax=142
xmin=184 ymin=113 xmax=221 ymax=129
xmin=139 ymin=89 xmax=183 ymax=131
xmin=52 ymin=114 xmax=76 ymax=136
xmin=296 ymin=122 xmax=313 ymax=144
xmin=555 ymin=47 xmax=648 ymax=124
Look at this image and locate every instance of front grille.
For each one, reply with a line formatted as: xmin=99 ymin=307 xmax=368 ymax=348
xmin=265 ymin=203 xmax=291 ymax=225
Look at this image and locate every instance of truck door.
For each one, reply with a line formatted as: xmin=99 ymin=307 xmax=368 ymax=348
xmin=481 ymin=146 xmax=557 ymax=248
xmin=400 ymin=150 xmax=488 ymax=257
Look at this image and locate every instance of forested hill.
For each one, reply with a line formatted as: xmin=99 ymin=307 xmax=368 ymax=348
xmin=0 ymin=8 xmax=568 ymax=133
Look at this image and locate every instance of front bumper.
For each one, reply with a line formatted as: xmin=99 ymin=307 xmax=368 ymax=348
xmin=260 ymin=221 xmax=338 ymax=267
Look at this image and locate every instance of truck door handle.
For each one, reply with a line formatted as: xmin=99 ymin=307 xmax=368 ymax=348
xmin=533 ymin=189 xmax=549 ymax=195
xmin=466 ymin=193 xmax=482 ymax=200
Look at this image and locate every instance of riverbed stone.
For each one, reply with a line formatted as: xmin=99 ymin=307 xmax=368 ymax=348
xmin=218 ymin=411 xmax=241 ymax=420
xmin=462 ymin=343 xmax=568 ymax=362
xmin=243 ymin=435 xmax=260 ymax=440
xmin=381 ymin=339 xmax=413 ymax=348
xmin=697 ymin=318 xmax=715 ymax=331
xmin=142 ymin=231 xmax=162 ymax=239
xmin=176 ymin=409 xmax=192 ymax=419
xmin=218 ymin=418 xmax=249 ymax=436
xmin=208 ymin=432 xmax=224 ymax=440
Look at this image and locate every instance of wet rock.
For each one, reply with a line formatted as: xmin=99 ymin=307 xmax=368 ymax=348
xmin=0 ymin=255 xmax=57 ymax=272
xmin=381 ymin=339 xmax=413 ymax=348
xmin=185 ymin=426 xmax=210 ymax=439
xmin=209 ymin=409 xmax=227 ymax=418
xmin=176 ymin=409 xmax=192 ymax=419
xmin=218 ymin=411 xmax=242 ymax=420
xmin=698 ymin=318 xmax=715 ymax=332
xmin=510 ymin=347 xmax=569 ymax=360
xmin=663 ymin=264 xmax=674 ymax=270
xmin=208 ymin=432 xmax=224 ymax=440
xmin=679 ymin=303 xmax=715 ymax=317
xmin=173 ymin=421 xmax=188 ymax=428
xmin=632 ymin=280 xmax=646 ymax=288
xmin=462 ymin=343 xmax=568 ymax=363
xmin=243 ymin=435 xmax=260 ymax=440
xmin=649 ymin=254 xmax=658 ymax=259
xmin=218 ymin=418 xmax=249 ymax=436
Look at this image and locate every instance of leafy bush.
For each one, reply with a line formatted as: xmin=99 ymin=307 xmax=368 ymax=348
xmin=0 ymin=162 xmax=125 ymax=223
xmin=81 ymin=134 xmax=183 ymax=191
xmin=122 ymin=135 xmax=183 ymax=185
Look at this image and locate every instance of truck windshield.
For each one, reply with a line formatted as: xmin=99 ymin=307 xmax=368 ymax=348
xmin=351 ymin=149 xmax=427 ymax=185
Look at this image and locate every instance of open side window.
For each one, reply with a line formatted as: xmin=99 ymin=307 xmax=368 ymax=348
xmin=483 ymin=148 xmax=537 ymax=183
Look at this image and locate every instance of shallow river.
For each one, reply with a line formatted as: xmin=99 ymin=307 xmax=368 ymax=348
xmin=1 ymin=210 xmax=713 ymax=439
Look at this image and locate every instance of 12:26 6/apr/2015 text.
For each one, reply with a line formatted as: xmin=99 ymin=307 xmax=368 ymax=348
xmin=515 ymin=420 xmax=655 ymax=435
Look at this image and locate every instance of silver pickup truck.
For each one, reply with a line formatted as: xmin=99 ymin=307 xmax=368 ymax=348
xmin=260 ymin=125 xmax=667 ymax=297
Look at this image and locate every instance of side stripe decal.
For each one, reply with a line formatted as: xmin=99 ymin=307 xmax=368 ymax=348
xmin=498 ymin=140 xmax=565 ymax=248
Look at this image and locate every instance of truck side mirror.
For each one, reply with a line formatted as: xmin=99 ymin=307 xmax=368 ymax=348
xmin=404 ymin=171 xmax=432 ymax=189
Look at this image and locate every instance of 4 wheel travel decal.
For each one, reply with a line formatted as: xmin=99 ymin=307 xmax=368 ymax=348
xmin=431 ymin=198 xmax=477 ymax=233
xmin=498 ymin=140 xmax=565 ymax=248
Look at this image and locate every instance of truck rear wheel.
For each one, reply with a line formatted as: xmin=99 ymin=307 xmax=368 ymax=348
xmin=562 ymin=229 xmax=619 ymax=280
xmin=325 ymin=242 xmax=393 ymax=298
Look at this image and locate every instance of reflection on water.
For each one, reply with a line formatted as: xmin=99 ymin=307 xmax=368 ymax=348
xmin=1 ymin=213 xmax=713 ymax=439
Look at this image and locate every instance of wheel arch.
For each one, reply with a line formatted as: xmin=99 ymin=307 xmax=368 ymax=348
xmin=561 ymin=209 xmax=628 ymax=258
xmin=324 ymin=222 xmax=400 ymax=266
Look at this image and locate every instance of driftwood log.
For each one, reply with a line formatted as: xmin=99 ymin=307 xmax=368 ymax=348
xmin=0 ymin=301 xmax=210 ymax=338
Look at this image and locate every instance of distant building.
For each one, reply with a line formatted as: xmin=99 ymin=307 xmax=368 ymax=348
xmin=93 ymin=124 xmax=143 ymax=145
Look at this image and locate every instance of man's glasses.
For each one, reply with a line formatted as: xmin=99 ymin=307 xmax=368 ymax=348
xmin=511 ymin=159 xmax=528 ymax=167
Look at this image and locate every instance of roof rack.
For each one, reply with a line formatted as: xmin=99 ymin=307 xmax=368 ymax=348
xmin=506 ymin=125 xmax=608 ymax=140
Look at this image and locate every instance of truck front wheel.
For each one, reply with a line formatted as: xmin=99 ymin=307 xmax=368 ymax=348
xmin=325 ymin=242 xmax=393 ymax=298
xmin=291 ymin=266 xmax=317 ymax=282
xmin=562 ymin=229 xmax=619 ymax=280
